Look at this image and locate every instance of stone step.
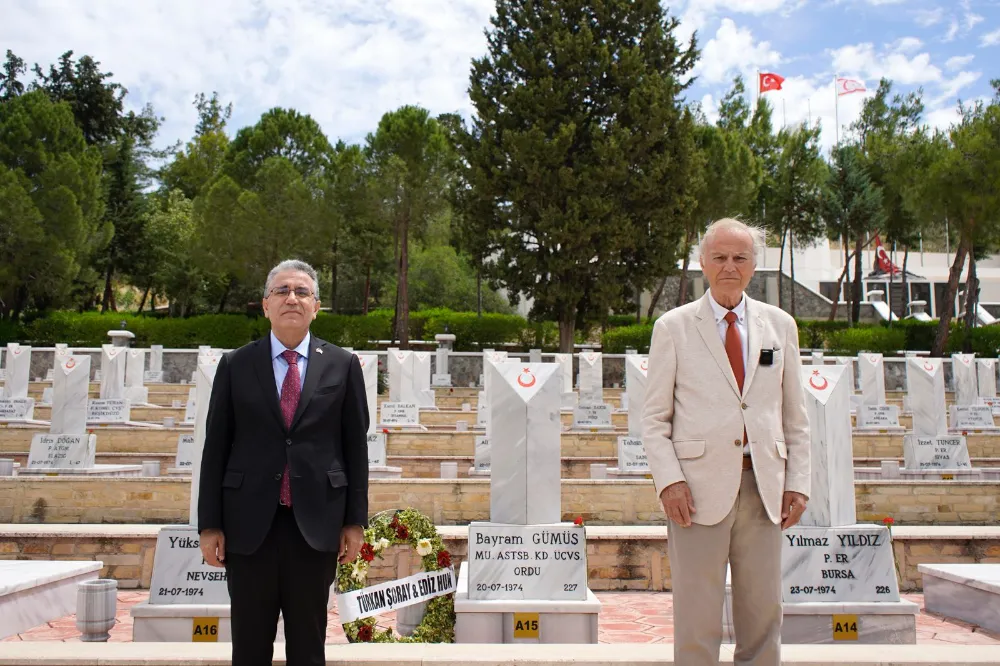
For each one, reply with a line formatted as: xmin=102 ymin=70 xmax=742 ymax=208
xmin=2 ymin=523 xmax=997 ymax=594
xmin=0 ymin=477 xmax=996 ymax=526
xmin=3 ymin=427 xmax=1000 ymax=459
xmin=0 ymin=641 xmax=998 ymax=664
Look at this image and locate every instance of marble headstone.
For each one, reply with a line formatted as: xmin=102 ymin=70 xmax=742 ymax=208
xmin=388 ymin=350 xmax=417 ymax=403
xmin=907 ymin=357 xmax=948 ymax=436
xmin=99 ymin=345 xmax=127 ymax=400
xmin=188 ymin=356 xmax=220 ymax=528
xmin=952 ymin=354 xmax=978 ymax=405
xmin=354 ymin=354 xmax=378 ymax=434
xmin=578 ymin=352 xmax=603 ymax=405
xmin=474 ymin=435 xmax=490 ymax=472
xmin=50 ymin=355 xmax=91 ymax=434
xmin=174 ymin=434 xmax=196 ymax=470
xmin=1 ymin=343 xmax=30 ymax=399
xmin=488 ymin=362 xmax=561 ymax=525
xmin=27 ymin=433 xmax=97 ymax=469
xmin=977 ymin=359 xmax=997 ymax=399
xmin=552 ymin=353 xmax=573 ymax=393
xmin=949 ymin=404 xmax=995 ymax=430
xmin=903 ymin=435 xmax=972 ymax=471
xmin=412 ymin=351 xmax=435 ymax=408
xmin=52 ymin=345 xmax=70 ymax=375
xmin=481 ymin=351 xmax=510 ymax=435
xmin=125 ymin=349 xmax=149 ymax=405
xmin=624 ymin=355 xmax=648 ymax=438
xmin=858 ymin=353 xmax=886 ymax=407
xmin=149 ymin=345 xmax=164 ymax=375
xmin=799 ymin=365 xmax=856 ymax=527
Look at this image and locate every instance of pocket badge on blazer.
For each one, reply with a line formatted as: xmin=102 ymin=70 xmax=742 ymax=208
xmin=760 ymin=349 xmax=775 ymax=366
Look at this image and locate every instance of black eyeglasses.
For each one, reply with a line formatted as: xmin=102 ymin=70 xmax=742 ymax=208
xmin=268 ymin=286 xmax=314 ymax=299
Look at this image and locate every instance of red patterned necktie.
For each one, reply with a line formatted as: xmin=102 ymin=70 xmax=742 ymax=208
xmin=724 ymin=312 xmax=748 ymax=445
xmin=279 ymin=349 xmax=301 ymax=506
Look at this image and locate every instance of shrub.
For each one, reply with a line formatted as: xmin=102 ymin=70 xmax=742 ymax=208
xmin=423 ymin=310 xmax=528 ymax=351
xmin=824 ymin=327 xmax=907 ymax=355
xmin=602 ymin=324 xmax=655 ymax=354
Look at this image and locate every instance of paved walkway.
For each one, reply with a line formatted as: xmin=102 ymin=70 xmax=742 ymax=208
xmin=3 ymin=591 xmax=998 ymax=645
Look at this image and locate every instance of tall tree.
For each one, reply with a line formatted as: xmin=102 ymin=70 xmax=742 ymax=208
xmin=367 ymin=106 xmax=452 ymax=347
xmin=0 ymin=50 xmax=27 ymax=100
xmin=461 ymin=0 xmax=698 ymax=350
xmin=160 ymin=92 xmax=233 ymax=199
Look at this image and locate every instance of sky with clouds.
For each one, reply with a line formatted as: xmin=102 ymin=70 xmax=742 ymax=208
xmin=2 ymin=0 xmax=998 ymax=157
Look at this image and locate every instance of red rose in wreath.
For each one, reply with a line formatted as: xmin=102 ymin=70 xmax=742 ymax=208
xmin=396 ymin=525 xmax=409 ymax=540
xmin=357 ymin=624 xmax=373 ymax=642
xmin=390 ymin=514 xmax=400 ymax=528
xmin=437 ymin=550 xmax=452 ymax=568
xmin=360 ymin=543 xmax=375 ymax=562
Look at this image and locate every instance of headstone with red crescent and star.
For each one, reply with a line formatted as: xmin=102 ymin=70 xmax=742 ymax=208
xmin=486 ymin=362 xmax=561 ymax=525
xmin=412 ymin=351 xmax=435 ymax=409
xmin=858 ymin=353 xmax=886 ymax=407
xmin=905 ymin=357 xmax=947 ymax=437
xmin=624 ymin=355 xmax=648 ymax=439
xmin=578 ymin=352 xmax=603 ymax=405
xmin=387 ymin=349 xmax=418 ymax=404
xmin=1 ymin=343 xmax=31 ymax=399
xmin=951 ymin=353 xmax=978 ymax=406
xmin=977 ymin=358 xmax=997 ymax=399
xmin=99 ymin=344 xmax=127 ymax=400
xmin=799 ymin=364 xmax=856 ymax=528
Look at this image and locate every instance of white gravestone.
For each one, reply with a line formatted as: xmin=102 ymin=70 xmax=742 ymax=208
xmin=578 ymin=352 xmax=603 ymax=405
xmin=856 ymin=405 xmax=901 ymax=430
xmin=488 ymin=363 xmax=561 ymax=525
xmin=52 ymin=344 xmax=70 ymax=377
xmin=906 ymin=357 xmax=947 ymax=436
xmin=413 ymin=351 xmax=435 ymax=408
xmin=553 ymin=353 xmax=574 ymax=409
xmin=380 ymin=402 xmax=419 ymax=427
xmin=388 ymin=350 xmax=417 ymax=403
xmin=799 ymin=365 xmax=856 ymax=528
xmin=87 ymin=399 xmax=130 ymax=424
xmin=99 ymin=345 xmax=127 ymax=400
xmin=573 ymin=403 xmax=612 ymax=429
xmin=174 ymin=434 xmax=196 ymax=470
xmin=366 ymin=432 xmax=387 ymax=467
xmin=2 ymin=343 xmax=30 ymax=398
xmin=858 ymin=353 xmax=886 ymax=407
xmin=187 ymin=356 xmax=220 ymax=528
xmin=481 ymin=351 xmax=510 ymax=436
xmin=183 ymin=387 xmax=196 ymax=424
xmin=354 ymin=354 xmax=378 ymax=434
xmin=903 ymin=435 xmax=972 ymax=471
xmin=149 ymin=345 xmax=164 ymax=375
xmin=27 ymin=433 xmax=97 ymax=469
xmin=476 ymin=391 xmax=488 ymax=428
xmin=51 ymin=355 xmax=90 ymax=434
xmin=474 ymin=435 xmax=490 ymax=472
xmin=434 ymin=345 xmax=451 ymax=386
xmin=952 ymin=354 xmax=978 ymax=406
xmin=950 ymin=404 xmax=996 ymax=430
xmin=0 ymin=397 xmax=34 ymax=421
xmin=624 ymin=355 xmax=648 ymax=437
xmin=125 ymin=349 xmax=150 ymax=405
xmin=616 ymin=436 xmax=649 ymax=473
xmin=977 ymin=358 xmax=997 ymax=399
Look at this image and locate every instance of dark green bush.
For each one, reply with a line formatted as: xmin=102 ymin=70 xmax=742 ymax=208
xmin=602 ymin=324 xmax=655 ymax=354
xmin=605 ymin=314 xmax=639 ymax=330
xmin=423 ymin=310 xmax=528 ymax=351
xmin=824 ymin=327 xmax=907 ymax=355
xmin=795 ymin=319 xmax=851 ymax=350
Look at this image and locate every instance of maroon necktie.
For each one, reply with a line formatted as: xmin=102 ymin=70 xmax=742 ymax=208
xmin=724 ymin=312 xmax=748 ymax=445
xmin=279 ymin=350 xmax=301 ymax=506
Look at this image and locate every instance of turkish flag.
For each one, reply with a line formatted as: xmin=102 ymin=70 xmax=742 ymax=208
xmin=759 ymin=72 xmax=785 ymax=93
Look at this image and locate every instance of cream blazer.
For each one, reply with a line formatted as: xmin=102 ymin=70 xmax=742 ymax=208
xmin=641 ymin=292 xmax=811 ymax=526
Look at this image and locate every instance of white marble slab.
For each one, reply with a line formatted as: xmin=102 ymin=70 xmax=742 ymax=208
xmin=617 ymin=436 xmax=649 ymax=473
xmin=572 ymin=403 xmax=613 ymax=429
xmin=183 ymin=387 xmax=196 ymax=424
xmin=977 ymin=358 xmax=997 ymax=398
xmin=951 ymin=353 xmax=978 ymax=405
xmin=906 ymin=357 xmax=947 ymax=436
xmin=367 ymin=432 xmax=387 ymax=467
xmin=799 ymin=365 xmax=856 ymax=528
xmin=858 ymin=353 xmax=886 ymax=406
xmin=578 ymin=352 xmax=602 ymax=405
xmin=0 ymin=397 xmax=35 ymax=422
xmin=148 ymin=526 xmax=230 ymax=605
xmin=949 ymin=404 xmax=995 ymax=429
xmin=86 ymin=398 xmax=130 ymax=424
xmin=380 ymin=402 xmax=419 ymax=427
xmin=27 ymin=433 xmax=97 ymax=469
xmin=51 ymin=355 xmax=90 ymax=434
xmin=0 ymin=560 xmax=102 ymax=640
xmin=174 ymin=434 xmax=196 ymax=470
xmin=488 ymin=362 xmax=561 ymax=525
xmin=354 ymin=354 xmax=378 ymax=434
xmin=855 ymin=405 xmax=900 ymax=430
xmin=552 ymin=354 xmax=573 ymax=394
xmin=412 ymin=352 xmax=435 ymax=408
xmin=466 ymin=523 xmax=587 ymax=601
xmin=1 ymin=343 xmax=30 ymax=399
xmin=17 ymin=463 xmax=142 ymax=477
xmin=474 ymin=435 xmax=490 ymax=472
xmin=903 ymin=435 xmax=972 ymax=471
xmin=388 ymin=350 xmax=417 ymax=403
xmin=99 ymin=345 xmax=127 ymax=400
xmin=782 ymin=525 xmax=899 ymax=603
xmin=149 ymin=345 xmax=164 ymax=375
xmin=624 ymin=355 xmax=648 ymax=438
xmin=920 ymin=563 xmax=1000 ymax=634
xmin=188 ymin=357 xmax=220 ymax=529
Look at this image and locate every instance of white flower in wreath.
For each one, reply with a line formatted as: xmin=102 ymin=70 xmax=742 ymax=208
xmin=416 ymin=538 xmax=433 ymax=556
xmin=375 ymin=537 xmax=391 ymax=553
xmin=350 ymin=560 xmax=367 ymax=582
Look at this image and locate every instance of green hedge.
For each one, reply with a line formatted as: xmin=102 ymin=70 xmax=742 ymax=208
xmin=602 ymin=324 xmax=655 ymax=354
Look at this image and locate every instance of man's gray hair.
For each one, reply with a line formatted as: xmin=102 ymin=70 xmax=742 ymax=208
xmin=700 ymin=217 xmax=766 ymax=264
xmin=263 ymin=259 xmax=320 ymax=299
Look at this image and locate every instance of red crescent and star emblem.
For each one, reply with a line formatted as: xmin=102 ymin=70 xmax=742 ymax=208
xmin=517 ymin=367 xmax=536 ymax=388
xmin=866 ymin=354 xmax=879 ymax=364
xmin=65 ymin=358 xmax=76 ymax=369
xmin=808 ymin=370 xmax=829 ymax=391
xmin=961 ymin=356 xmax=971 ymax=366
xmin=358 ymin=357 xmax=366 ymax=368
xmin=640 ymin=359 xmax=648 ymax=372
xmin=395 ymin=353 xmax=405 ymax=361
xmin=12 ymin=347 xmax=22 ymax=355
xmin=923 ymin=362 xmax=935 ymax=372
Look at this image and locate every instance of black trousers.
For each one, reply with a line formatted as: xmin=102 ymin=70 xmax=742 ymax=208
xmin=225 ymin=506 xmax=339 ymax=666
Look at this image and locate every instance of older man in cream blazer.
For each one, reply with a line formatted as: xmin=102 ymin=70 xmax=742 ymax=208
xmin=642 ymin=218 xmax=810 ymax=666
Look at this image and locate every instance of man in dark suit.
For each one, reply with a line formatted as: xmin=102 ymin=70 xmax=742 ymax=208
xmin=198 ymin=259 xmax=369 ymax=666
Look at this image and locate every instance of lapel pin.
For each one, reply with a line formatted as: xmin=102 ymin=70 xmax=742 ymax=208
xmin=315 ymin=348 xmax=323 ymax=354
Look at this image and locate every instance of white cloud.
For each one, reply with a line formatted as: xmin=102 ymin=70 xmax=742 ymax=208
xmin=981 ymin=28 xmax=1000 ymax=47
xmin=934 ymin=70 xmax=981 ymax=105
xmin=675 ymin=0 xmax=800 ymax=45
xmin=0 ymin=0 xmax=497 ymax=151
xmin=944 ymin=19 xmax=960 ymax=41
xmin=830 ymin=42 xmax=942 ymax=85
xmin=945 ymin=54 xmax=975 ymax=70
xmin=693 ymin=18 xmax=782 ymax=84
xmin=914 ymin=7 xmax=944 ymax=25
xmin=888 ymin=37 xmax=922 ymax=53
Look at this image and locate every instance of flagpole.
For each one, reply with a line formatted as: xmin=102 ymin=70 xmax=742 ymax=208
xmin=782 ymin=97 xmax=786 ymax=129
xmin=834 ymin=74 xmax=840 ymax=147
xmin=755 ymin=68 xmax=759 ymax=113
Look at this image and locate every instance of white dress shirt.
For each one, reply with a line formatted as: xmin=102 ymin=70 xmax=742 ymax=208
xmin=270 ymin=330 xmax=311 ymax=398
xmin=708 ymin=291 xmax=749 ymax=453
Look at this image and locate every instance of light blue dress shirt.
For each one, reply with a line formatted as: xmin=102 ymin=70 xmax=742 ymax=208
xmin=270 ymin=331 xmax=311 ymax=398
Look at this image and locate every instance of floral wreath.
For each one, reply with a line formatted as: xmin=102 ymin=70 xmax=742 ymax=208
xmin=337 ymin=508 xmax=455 ymax=643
